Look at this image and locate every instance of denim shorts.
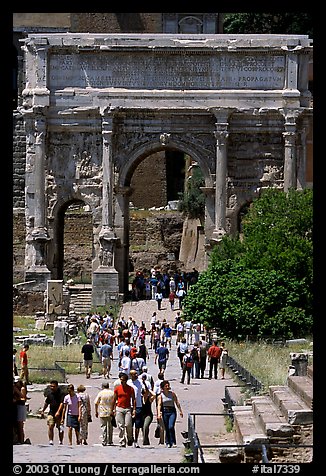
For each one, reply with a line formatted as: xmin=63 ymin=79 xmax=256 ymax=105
xmin=67 ymin=414 xmax=80 ymax=430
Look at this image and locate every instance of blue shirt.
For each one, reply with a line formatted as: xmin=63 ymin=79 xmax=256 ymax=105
xmin=100 ymin=343 xmax=112 ymax=358
xmin=156 ymin=346 xmax=169 ymax=362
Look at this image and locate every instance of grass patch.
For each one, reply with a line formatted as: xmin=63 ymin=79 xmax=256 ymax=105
xmin=225 ymin=338 xmax=313 ymax=389
xmin=13 ymin=315 xmax=53 ymax=338
xmin=130 ymin=208 xmax=181 ymax=219
xmin=18 ymin=344 xmax=103 ymax=384
xmin=224 ymin=415 xmax=233 ymax=432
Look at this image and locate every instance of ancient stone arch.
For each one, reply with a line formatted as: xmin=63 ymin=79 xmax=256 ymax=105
xmin=19 ymin=33 xmax=312 ymax=306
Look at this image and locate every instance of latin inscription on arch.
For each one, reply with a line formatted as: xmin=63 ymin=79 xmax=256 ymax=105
xmin=49 ymin=52 xmax=285 ymax=90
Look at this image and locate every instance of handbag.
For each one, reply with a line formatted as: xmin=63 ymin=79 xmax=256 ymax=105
xmin=154 ymin=423 xmax=161 ymax=438
xmin=111 ymin=415 xmax=117 ymax=428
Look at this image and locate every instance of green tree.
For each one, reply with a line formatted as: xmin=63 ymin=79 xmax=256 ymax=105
xmin=178 ymin=166 xmax=205 ymax=220
xmin=240 ymin=188 xmax=313 ymax=283
xmin=223 ymin=13 xmax=313 ymax=38
xmin=183 ymin=189 xmax=313 ymax=339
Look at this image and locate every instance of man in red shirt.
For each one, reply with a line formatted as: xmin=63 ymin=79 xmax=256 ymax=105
xmin=207 ymin=340 xmax=222 ymax=380
xmin=112 ymin=372 xmax=136 ymax=447
xmin=20 ymin=344 xmax=30 ymax=384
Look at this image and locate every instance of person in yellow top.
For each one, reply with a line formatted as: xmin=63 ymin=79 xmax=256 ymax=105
xmin=94 ymin=382 xmax=115 ymax=446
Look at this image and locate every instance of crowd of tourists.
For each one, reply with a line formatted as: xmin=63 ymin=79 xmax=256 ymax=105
xmin=130 ymin=266 xmax=199 ymax=302
xmin=13 ymin=269 xmax=229 ymax=449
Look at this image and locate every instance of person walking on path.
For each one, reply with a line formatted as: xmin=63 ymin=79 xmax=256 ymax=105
xmin=198 ymin=338 xmax=209 ymax=378
xmin=81 ymin=339 xmax=94 ymax=379
xmin=157 ymin=380 xmax=183 ymax=448
xmin=94 ymin=381 xmax=115 ymax=446
xmin=162 ymin=323 xmax=173 ymax=349
xmin=176 ymin=286 xmax=186 ymax=310
xmin=154 ymin=290 xmax=163 ymax=311
xmin=127 ymin=370 xmax=143 ymax=447
xmin=141 ymin=365 xmax=154 ymax=390
xmin=155 ymin=341 xmax=170 ymax=374
xmin=190 ymin=342 xmax=200 ymax=379
xmin=13 ymin=348 xmax=18 ymax=377
xmin=168 ymin=290 xmax=176 ymax=311
xmin=208 ymin=340 xmax=222 ymax=380
xmin=14 ymin=378 xmax=28 ymax=444
xmin=40 ymin=380 xmax=65 ymax=445
xmin=112 ymin=372 xmax=136 ymax=447
xmin=99 ymin=338 xmax=113 ymax=378
xmin=180 ymin=348 xmax=193 ymax=385
xmin=60 ymin=384 xmax=81 ymax=445
xmin=184 ymin=319 xmax=193 ymax=345
xmin=176 ymin=319 xmax=184 ymax=344
xmin=153 ymin=372 xmax=165 ymax=445
xmin=177 ymin=337 xmax=188 ymax=369
xmin=140 ymin=376 xmax=156 ymax=445
xmin=219 ymin=342 xmax=229 ymax=379
xmin=137 ymin=338 xmax=149 ymax=364
xmin=87 ymin=317 xmax=100 ymax=345
xmin=119 ymin=349 xmax=132 ymax=377
xmin=77 ymin=384 xmax=91 ymax=445
xmin=19 ymin=344 xmax=30 ymax=384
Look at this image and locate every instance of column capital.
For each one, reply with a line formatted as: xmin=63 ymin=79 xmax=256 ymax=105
xmin=214 ymin=130 xmax=229 ymax=146
xmin=279 ymin=107 xmax=303 ymax=124
xmin=27 ymin=226 xmax=50 ymax=243
xmin=209 ymin=107 xmax=235 ymax=123
xmin=282 ymin=131 xmax=297 ymax=147
xmin=211 ymin=227 xmax=227 ymax=243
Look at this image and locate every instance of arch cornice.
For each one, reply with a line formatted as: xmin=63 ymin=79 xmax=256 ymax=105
xmin=117 ymin=136 xmax=215 ymax=189
xmin=48 ymin=193 xmax=97 ymax=223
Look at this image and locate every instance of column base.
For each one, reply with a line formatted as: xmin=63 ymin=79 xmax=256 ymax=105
xmin=24 ymin=266 xmax=51 ymax=291
xmin=92 ymin=267 xmax=120 ymax=308
xmin=210 ymin=227 xmax=226 ymax=244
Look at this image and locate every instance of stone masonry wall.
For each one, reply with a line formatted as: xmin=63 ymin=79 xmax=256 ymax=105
xmin=63 ymin=213 xmax=93 ymax=281
xmin=13 ymin=112 xmax=26 ymax=208
xmin=70 ymin=13 xmax=162 ymax=33
xmin=13 ymin=210 xmax=26 ymax=283
xmin=130 ymin=152 xmax=167 ymax=208
xmin=13 ymin=210 xmax=184 ymax=283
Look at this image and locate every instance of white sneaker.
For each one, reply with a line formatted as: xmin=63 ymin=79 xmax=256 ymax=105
xmin=134 ymin=442 xmax=140 ymax=448
xmin=49 ymin=440 xmax=53 ymax=445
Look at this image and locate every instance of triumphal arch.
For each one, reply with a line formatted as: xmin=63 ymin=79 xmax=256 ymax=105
xmin=20 ymin=33 xmax=313 ymax=306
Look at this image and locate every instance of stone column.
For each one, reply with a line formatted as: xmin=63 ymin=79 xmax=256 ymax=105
xmin=92 ymin=108 xmax=119 ymax=308
xmin=282 ymin=110 xmax=300 ymax=192
xmin=101 ymin=110 xmax=114 ymax=235
xmin=113 ymin=185 xmax=132 ymax=296
xmin=211 ymin=120 xmax=229 ymax=242
xmin=296 ymin=117 xmax=310 ymax=190
xmin=24 ymin=108 xmax=51 ymax=289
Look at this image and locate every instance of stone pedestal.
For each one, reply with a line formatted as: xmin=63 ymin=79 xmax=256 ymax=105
xmin=46 ymin=280 xmax=64 ymax=321
xmin=290 ymin=352 xmax=309 ymax=376
xmin=25 ymin=267 xmax=51 ymax=291
xmin=92 ymin=267 xmax=119 ymax=308
xmin=53 ymin=321 xmax=69 ymax=346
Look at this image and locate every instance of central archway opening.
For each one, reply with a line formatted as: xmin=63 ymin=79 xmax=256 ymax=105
xmin=56 ymin=200 xmax=93 ymax=283
xmin=127 ymin=147 xmax=205 ymax=300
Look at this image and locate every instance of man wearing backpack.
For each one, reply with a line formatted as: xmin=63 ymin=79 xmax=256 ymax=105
xmin=130 ymin=353 xmax=145 ymax=374
xmin=180 ymin=349 xmax=193 ymax=385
